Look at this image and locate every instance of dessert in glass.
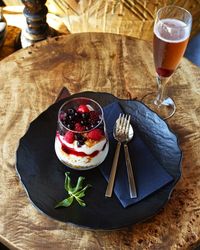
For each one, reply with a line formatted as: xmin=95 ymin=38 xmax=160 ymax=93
xmin=55 ymin=97 xmax=109 ymax=170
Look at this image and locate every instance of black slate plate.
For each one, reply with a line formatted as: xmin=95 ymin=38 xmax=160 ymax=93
xmin=16 ymin=92 xmax=182 ymax=230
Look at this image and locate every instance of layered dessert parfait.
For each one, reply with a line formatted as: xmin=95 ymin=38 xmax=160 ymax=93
xmin=55 ymin=97 xmax=109 ymax=170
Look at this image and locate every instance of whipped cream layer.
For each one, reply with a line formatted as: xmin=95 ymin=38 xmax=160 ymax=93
xmin=55 ymin=136 xmax=109 ymax=169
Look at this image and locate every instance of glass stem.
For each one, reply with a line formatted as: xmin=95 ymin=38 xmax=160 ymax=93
xmin=154 ymin=75 xmax=169 ymax=107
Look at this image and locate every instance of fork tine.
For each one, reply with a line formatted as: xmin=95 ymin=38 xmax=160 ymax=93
xmin=117 ymin=113 xmax=124 ymax=132
xmin=116 ymin=114 xmax=130 ymax=138
xmin=116 ymin=113 xmax=122 ymax=133
xmin=124 ymin=115 xmax=131 ymax=139
xmin=120 ymin=114 xmax=127 ymax=133
xmin=123 ymin=114 xmax=128 ymax=133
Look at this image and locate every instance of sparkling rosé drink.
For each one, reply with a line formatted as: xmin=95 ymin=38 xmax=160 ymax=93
xmin=153 ymin=18 xmax=190 ymax=78
xmin=55 ymin=97 xmax=109 ymax=170
xmin=142 ymin=6 xmax=192 ymax=120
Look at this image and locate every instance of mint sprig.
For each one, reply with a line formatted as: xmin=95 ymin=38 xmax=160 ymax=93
xmin=55 ymin=172 xmax=92 ymax=208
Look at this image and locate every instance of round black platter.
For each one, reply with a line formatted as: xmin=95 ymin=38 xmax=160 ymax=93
xmin=16 ymin=92 xmax=182 ymax=230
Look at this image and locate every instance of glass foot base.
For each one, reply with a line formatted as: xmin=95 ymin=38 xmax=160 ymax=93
xmin=141 ymin=92 xmax=176 ymax=120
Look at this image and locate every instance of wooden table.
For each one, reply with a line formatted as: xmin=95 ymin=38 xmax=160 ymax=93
xmin=0 ymin=33 xmax=199 ymax=250
xmin=0 ymin=6 xmax=69 ymax=60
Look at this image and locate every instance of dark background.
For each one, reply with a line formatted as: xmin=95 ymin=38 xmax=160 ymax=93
xmin=0 ymin=243 xmax=9 ymax=250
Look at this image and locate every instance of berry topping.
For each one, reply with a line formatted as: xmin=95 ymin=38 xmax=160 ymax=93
xmin=77 ymin=105 xmax=90 ymax=113
xmin=75 ymin=123 xmax=85 ymax=132
xmin=59 ymin=101 xmax=105 ymax=146
xmin=89 ymin=111 xmax=101 ymax=126
xmin=66 ymin=122 xmax=75 ymax=130
xmin=81 ymin=112 xmax=89 ymax=119
xmin=67 ymin=108 xmax=75 ymax=115
xmin=75 ymin=133 xmax=86 ymax=147
xmin=64 ymin=131 xmax=75 ymax=143
xmin=87 ymin=128 xmax=103 ymax=141
xmin=89 ymin=111 xmax=100 ymax=120
xmin=80 ymin=119 xmax=88 ymax=126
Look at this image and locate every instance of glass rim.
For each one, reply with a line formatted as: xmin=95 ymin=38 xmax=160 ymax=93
xmin=156 ymin=5 xmax=192 ymax=26
xmin=58 ymin=97 xmax=104 ymax=133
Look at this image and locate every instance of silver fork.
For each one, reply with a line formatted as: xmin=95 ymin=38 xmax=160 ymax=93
xmin=105 ymin=113 xmax=129 ymax=197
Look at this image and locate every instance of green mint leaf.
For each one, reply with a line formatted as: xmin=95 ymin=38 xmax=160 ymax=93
xmin=55 ymin=196 xmax=74 ymax=208
xmin=55 ymin=172 xmax=92 ymax=208
xmin=72 ymin=176 xmax=85 ymax=194
xmin=64 ymin=172 xmax=72 ymax=192
xmin=76 ymin=191 xmax=86 ymax=198
xmin=74 ymin=184 xmax=92 ymax=197
xmin=74 ymin=196 xmax=86 ymax=207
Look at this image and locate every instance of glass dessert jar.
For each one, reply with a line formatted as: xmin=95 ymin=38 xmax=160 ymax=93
xmin=55 ymin=97 xmax=109 ymax=170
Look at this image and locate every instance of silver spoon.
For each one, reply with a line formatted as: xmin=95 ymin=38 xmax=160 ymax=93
xmin=105 ymin=114 xmax=124 ymax=197
xmin=123 ymin=121 xmax=137 ymax=198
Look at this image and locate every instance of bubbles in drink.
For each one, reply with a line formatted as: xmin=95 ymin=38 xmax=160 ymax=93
xmin=154 ymin=18 xmax=190 ymax=43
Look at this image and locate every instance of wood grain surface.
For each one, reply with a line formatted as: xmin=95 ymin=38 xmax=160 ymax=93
xmin=0 ymin=33 xmax=200 ymax=250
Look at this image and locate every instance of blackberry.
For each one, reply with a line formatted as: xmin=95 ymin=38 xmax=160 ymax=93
xmin=85 ymin=125 xmax=90 ymax=131
xmin=81 ymin=112 xmax=89 ymax=119
xmin=75 ymin=133 xmax=83 ymax=140
xmin=67 ymin=114 xmax=73 ymax=120
xmin=77 ymin=139 xmax=85 ymax=147
xmin=66 ymin=123 xmax=74 ymax=130
xmin=80 ymin=120 xmax=88 ymax=126
xmin=67 ymin=108 xmax=75 ymax=115
xmin=66 ymin=108 xmax=78 ymax=121
xmin=75 ymin=133 xmax=86 ymax=147
xmin=74 ymin=111 xmax=79 ymax=118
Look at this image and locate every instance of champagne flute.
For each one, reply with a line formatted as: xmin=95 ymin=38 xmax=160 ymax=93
xmin=142 ymin=5 xmax=192 ymax=119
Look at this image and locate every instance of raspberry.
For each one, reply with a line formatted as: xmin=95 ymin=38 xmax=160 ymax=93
xmin=87 ymin=129 xmax=103 ymax=141
xmin=89 ymin=111 xmax=101 ymax=126
xmin=75 ymin=123 xmax=85 ymax=132
xmin=77 ymin=105 xmax=90 ymax=113
xmin=64 ymin=131 xmax=74 ymax=143
xmin=89 ymin=111 xmax=100 ymax=120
